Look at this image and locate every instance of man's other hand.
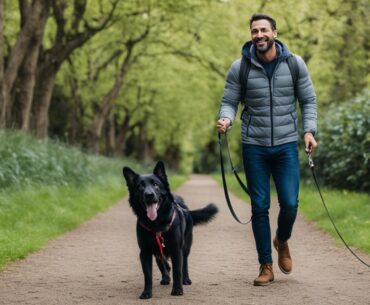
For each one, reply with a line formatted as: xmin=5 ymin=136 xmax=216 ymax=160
xmin=304 ymin=132 xmax=318 ymax=154
xmin=217 ymin=118 xmax=231 ymax=133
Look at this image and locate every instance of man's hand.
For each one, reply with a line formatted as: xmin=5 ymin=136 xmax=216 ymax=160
xmin=304 ymin=132 xmax=318 ymax=154
xmin=217 ymin=118 xmax=231 ymax=133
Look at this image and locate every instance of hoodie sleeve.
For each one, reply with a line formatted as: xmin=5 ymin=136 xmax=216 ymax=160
xmin=295 ymin=55 xmax=317 ymax=135
xmin=218 ymin=59 xmax=242 ymax=124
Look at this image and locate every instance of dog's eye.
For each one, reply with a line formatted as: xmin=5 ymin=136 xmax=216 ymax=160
xmin=138 ymin=181 xmax=145 ymax=189
xmin=151 ymin=180 xmax=159 ymax=188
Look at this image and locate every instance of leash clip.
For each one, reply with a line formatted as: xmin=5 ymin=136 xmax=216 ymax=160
xmin=307 ymin=152 xmax=314 ymax=168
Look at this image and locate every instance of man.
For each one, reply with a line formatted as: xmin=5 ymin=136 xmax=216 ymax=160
xmin=217 ymin=13 xmax=317 ymax=286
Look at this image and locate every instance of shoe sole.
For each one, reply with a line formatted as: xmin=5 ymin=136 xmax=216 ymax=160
xmin=253 ymin=278 xmax=274 ymax=286
xmin=273 ymin=240 xmax=292 ymax=275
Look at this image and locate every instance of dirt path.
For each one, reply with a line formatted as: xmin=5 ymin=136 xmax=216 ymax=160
xmin=0 ymin=175 xmax=369 ymax=305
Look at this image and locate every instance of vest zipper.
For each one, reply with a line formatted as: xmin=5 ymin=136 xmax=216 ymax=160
xmin=269 ymin=80 xmax=274 ymax=146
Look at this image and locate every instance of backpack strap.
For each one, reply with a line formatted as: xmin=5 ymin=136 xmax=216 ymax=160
xmin=286 ymin=54 xmax=300 ymax=98
xmin=239 ymin=56 xmax=251 ymax=104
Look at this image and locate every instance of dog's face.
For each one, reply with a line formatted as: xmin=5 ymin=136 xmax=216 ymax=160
xmin=122 ymin=161 xmax=171 ymax=221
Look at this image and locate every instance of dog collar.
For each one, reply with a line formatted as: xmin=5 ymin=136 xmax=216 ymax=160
xmin=139 ymin=210 xmax=177 ymax=257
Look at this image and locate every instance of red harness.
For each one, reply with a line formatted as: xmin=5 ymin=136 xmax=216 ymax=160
xmin=139 ymin=210 xmax=176 ymax=258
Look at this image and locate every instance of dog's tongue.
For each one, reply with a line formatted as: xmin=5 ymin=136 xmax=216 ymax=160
xmin=146 ymin=203 xmax=158 ymax=221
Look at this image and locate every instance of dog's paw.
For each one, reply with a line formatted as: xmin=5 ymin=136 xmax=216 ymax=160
xmin=160 ymin=274 xmax=171 ymax=285
xmin=139 ymin=291 xmax=152 ymax=299
xmin=183 ymin=278 xmax=192 ymax=285
xmin=171 ymin=287 xmax=183 ymax=296
xmin=160 ymin=278 xmax=170 ymax=285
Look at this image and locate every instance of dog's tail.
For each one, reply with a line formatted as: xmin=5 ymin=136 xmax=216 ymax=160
xmin=190 ymin=203 xmax=218 ymax=226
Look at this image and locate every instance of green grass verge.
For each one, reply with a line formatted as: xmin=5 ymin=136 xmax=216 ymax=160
xmin=0 ymin=173 xmax=187 ymax=271
xmin=0 ymin=130 xmax=188 ymax=270
xmin=212 ymin=173 xmax=370 ymax=254
xmin=299 ymin=185 xmax=370 ymax=254
xmin=0 ymin=176 xmax=123 ymax=269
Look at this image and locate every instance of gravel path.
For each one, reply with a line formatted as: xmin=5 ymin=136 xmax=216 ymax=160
xmin=0 ymin=175 xmax=369 ymax=305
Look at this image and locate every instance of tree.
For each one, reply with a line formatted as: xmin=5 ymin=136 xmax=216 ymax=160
xmin=16 ymin=0 xmax=50 ymax=130
xmin=30 ymin=0 xmax=118 ymax=138
xmin=86 ymin=24 xmax=149 ymax=153
xmin=0 ymin=0 xmax=48 ymax=128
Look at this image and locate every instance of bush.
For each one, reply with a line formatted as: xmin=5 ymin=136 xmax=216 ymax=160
xmin=0 ymin=131 xmax=129 ymax=189
xmin=314 ymin=90 xmax=370 ymax=191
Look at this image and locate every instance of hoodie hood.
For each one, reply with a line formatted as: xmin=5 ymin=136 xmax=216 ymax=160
xmin=241 ymin=39 xmax=291 ymax=61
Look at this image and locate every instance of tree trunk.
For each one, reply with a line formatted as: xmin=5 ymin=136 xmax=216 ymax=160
xmin=104 ymin=111 xmax=116 ymax=156
xmin=31 ymin=62 xmax=57 ymax=138
xmin=87 ymin=47 xmax=133 ymax=153
xmin=0 ymin=0 xmax=5 ymax=121
xmin=114 ymin=115 xmax=131 ymax=156
xmin=68 ymin=67 xmax=85 ymax=144
xmin=0 ymin=0 xmax=46 ymax=128
xmin=18 ymin=1 xmax=49 ymax=131
xmin=29 ymin=0 xmax=118 ymax=137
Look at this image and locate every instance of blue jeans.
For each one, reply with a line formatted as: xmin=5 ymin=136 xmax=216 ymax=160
xmin=242 ymin=142 xmax=299 ymax=264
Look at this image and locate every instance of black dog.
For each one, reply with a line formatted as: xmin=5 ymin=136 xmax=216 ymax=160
xmin=122 ymin=161 xmax=218 ymax=299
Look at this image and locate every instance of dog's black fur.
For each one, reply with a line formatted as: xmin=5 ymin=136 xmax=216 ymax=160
xmin=122 ymin=161 xmax=218 ymax=299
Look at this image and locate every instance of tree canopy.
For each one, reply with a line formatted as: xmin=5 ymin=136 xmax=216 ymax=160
xmin=0 ymin=0 xmax=369 ymax=173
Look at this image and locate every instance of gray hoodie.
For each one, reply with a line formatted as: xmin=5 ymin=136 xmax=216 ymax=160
xmin=219 ymin=39 xmax=317 ymax=146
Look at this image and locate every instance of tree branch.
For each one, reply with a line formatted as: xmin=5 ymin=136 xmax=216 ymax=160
xmin=91 ymin=49 xmax=123 ymax=82
xmin=19 ymin=0 xmax=30 ymax=27
xmin=71 ymin=0 xmax=87 ymax=32
xmin=51 ymin=0 xmax=67 ymax=43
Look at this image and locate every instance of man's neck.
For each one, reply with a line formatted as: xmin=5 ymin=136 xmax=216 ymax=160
xmin=256 ymin=43 xmax=277 ymax=63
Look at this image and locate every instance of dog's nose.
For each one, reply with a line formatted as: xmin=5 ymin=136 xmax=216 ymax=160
xmin=144 ymin=192 xmax=155 ymax=201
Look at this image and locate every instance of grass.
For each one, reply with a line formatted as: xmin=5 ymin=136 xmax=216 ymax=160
xmin=0 ymin=131 xmax=188 ymax=270
xmin=299 ymin=185 xmax=370 ymax=254
xmin=0 ymin=177 xmax=124 ymax=269
xmin=0 ymin=174 xmax=187 ymax=270
xmin=212 ymin=173 xmax=370 ymax=254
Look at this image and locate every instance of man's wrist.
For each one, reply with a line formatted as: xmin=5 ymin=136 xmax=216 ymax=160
xmin=304 ymin=131 xmax=315 ymax=137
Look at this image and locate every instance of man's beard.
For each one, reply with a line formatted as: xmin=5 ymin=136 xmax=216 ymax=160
xmin=253 ymin=37 xmax=275 ymax=53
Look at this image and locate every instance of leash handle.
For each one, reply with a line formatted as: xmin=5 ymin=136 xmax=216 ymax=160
xmin=218 ymin=133 xmax=251 ymax=225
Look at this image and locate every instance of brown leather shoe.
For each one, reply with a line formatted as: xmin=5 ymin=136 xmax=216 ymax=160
xmin=273 ymin=236 xmax=292 ymax=274
xmin=253 ymin=263 xmax=274 ymax=286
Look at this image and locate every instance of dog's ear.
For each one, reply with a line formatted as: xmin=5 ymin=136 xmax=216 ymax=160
xmin=153 ymin=161 xmax=168 ymax=182
xmin=122 ymin=166 xmax=138 ymax=187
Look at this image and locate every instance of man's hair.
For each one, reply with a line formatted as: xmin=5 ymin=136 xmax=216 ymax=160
xmin=249 ymin=13 xmax=276 ymax=31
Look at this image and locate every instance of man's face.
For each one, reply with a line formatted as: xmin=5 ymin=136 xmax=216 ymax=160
xmin=250 ymin=19 xmax=277 ymax=53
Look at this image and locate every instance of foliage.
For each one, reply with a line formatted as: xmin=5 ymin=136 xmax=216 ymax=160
xmin=1 ymin=0 xmax=369 ymax=174
xmin=0 ymin=130 xmax=90 ymax=188
xmin=0 ymin=130 xmax=137 ymax=189
xmin=314 ymin=90 xmax=370 ymax=191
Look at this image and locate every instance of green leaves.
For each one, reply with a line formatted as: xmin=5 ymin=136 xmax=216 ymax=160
xmin=2 ymin=0 xmax=369 ymax=173
xmin=315 ymin=90 xmax=370 ymax=191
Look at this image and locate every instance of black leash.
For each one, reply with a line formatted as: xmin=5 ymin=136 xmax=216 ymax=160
xmin=307 ymin=152 xmax=370 ymax=268
xmin=218 ymin=133 xmax=251 ymax=225
xmin=219 ymin=131 xmax=369 ymax=267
